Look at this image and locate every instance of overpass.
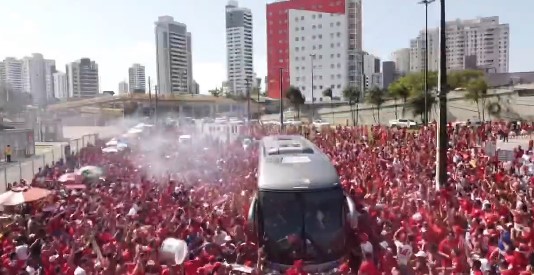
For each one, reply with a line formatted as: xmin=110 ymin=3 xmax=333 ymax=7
xmin=47 ymin=93 xmax=261 ymax=118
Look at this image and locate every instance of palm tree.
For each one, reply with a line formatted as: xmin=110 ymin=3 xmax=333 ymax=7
xmin=285 ymin=86 xmax=305 ymax=119
xmin=366 ymin=87 xmax=386 ymax=124
xmin=342 ymin=86 xmax=361 ymax=126
xmin=388 ymin=81 xmax=410 ymax=117
xmin=322 ymin=88 xmax=334 ymax=122
xmin=465 ymin=78 xmax=488 ymax=121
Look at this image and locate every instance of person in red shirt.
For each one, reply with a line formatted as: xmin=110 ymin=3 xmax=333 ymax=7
xmin=471 ymin=259 xmax=484 ymax=275
xmin=358 ymin=253 xmax=380 ymax=275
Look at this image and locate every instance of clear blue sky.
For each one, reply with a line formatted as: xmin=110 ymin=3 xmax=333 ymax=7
xmin=0 ymin=0 xmax=531 ymax=93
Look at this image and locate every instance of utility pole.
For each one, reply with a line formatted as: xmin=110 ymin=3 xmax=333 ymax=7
xmin=310 ymin=53 xmax=316 ymax=121
xmin=245 ymin=78 xmax=250 ymax=122
xmin=436 ymin=0 xmax=448 ymax=190
xmin=419 ymin=0 xmax=435 ymax=125
xmin=148 ymin=77 xmax=152 ymax=116
xmin=279 ymin=68 xmax=284 ymax=128
xmin=155 ymin=85 xmax=159 ymax=124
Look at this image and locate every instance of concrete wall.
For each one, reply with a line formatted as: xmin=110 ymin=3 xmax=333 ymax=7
xmin=0 ymin=129 xmax=35 ymax=159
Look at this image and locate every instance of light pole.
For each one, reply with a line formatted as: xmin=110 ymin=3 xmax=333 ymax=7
xmin=310 ymin=53 xmax=316 ymax=121
xmin=436 ymin=0 xmax=448 ymax=190
xmin=245 ymin=78 xmax=250 ymax=121
xmin=279 ymin=68 xmax=284 ymax=128
xmin=419 ymin=0 xmax=435 ymax=125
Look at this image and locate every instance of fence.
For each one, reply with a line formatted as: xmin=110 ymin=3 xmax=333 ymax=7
xmin=0 ymin=134 xmax=98 ymax=193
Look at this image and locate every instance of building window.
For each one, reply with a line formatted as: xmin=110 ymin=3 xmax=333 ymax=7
xmin=337 ymin=32 xmax=341 ymax=37
xmin=295 ymin=37 xmax=299 ymax=41
xmin=318 ymin=24 xmax=322 ymax=29
xmin=296 ymin=77 xmax=300 ymax=81
xmin=312 ymin=14 xmax=316 ymax=19
xmin=336 ymin=22 xmax=341 ymax=26
xmin=295 ymin=27 xmax=299 ymax=31
xmin=301 ymin=16 xmax=304 ymax=20
xmin=337 ymin=84 xmax=341 ymax=88
xmin=312 ymin=35 xmax=316 ymax=39
xmin=318 ymin=14 xmax=322 ymax=18
xmin=318 ymin=34 xmax=322 ymax=39
xmin=301 ymin=36 xmax=305 ymax=41
xmin=318 ymin=45 xmax=322 ymax=49
xmin=295 ymin=47 xmax=299 ymax=51
xmin=313 ymin=45 xmax=316 ymax=50
xmin=319 ymin=55 xmax=323 ymax=59
xmin=301 ymin=26 xmax=304 ymax=30
xmin=312 ymin=25 xmax=316 ymax=29
xmin=337 ymin=53 xmax=341 ymax=58
xmin=331 ymin=64 xmax=335 ymax=68
xmin=330 ymin=22 xmax=334 ymax=27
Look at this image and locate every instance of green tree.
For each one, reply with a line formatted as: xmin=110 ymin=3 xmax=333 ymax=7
xmin=448 ymin=69 xmax=484 ymax=90
xmin=285 ymin=86 xmax=305 ymax=119
xmin=208 ymin=87 xmax=222 ymax=97
xmin=322 ymin=88 xmax=334 ymax=122
xmin=465 ymin=78 xmax=488 ymax=121
xmin=410 ymin=92 xmax=436 ymax=120
xmin=342 ymin=86 xmax=361 ymax=126
xmin=366 ymin=87 xmax=386 ymax=124
xmin=388 ymin=81 xmax=410 ymax=117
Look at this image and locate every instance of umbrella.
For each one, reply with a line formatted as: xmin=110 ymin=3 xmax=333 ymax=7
xmin=102 ymin=147 xmax=119 ymax=153
xmin=0 ymin=187 xmax=51 ymax=206
xmin=76 ymin=166 xmax=104 ymax=178
xmin=58 ymin=173 xmax=80 ymax=183
xmin=105 ymin=139 xmax=118 ymax=146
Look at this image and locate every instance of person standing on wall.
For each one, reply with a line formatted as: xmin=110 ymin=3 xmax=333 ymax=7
xmin=4 ymin=145 xmax=12 ymax=162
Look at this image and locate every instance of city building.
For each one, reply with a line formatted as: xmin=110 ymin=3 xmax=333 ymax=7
xmin=118 ymin=81 xmax=129 ymax=94
xmin=409 ymin=16 xmax=509 ymax=73
xmin=21 ymin=53 xmax=55 ymax=106
xmin=128 ymin=63 xmax=146 ymax=93
xmin=266 ymin=0 xmax=363 ymax=101
xmin=391 ymin=48 xmax=410 ymax=75
xmin=66 ymin=58 xmax=100 ymax=98
xmin=155 ymin=16 xmax=193 ymax=94
xmin=52 ymin=72 xmax=68 ymax=100
xmin=225 ymin=0 xmax=254 ymax=95
xmin=382 ymin=61 xmax=396 ymax=89
xmin=0 ymin=57 xmax=24 ymax=94
xmin=361 ymin=52 xmax=382 ymax=90
xmin=192 ymin=80 xmax=200 ymax=94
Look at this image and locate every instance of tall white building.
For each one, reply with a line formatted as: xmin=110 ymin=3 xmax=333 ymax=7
xmin=53 ymin=72 xmax=68 ymax=100
xmin=363 ymin=53 xmax=382 ymax=89
xmin=391 ymin=48 xmax=411 ymax=75
xmin=21 ymin=53 xmax=55 ymax=106
xmin=410 ymin=16 xmax=509 ymax=73
xmin=66 ymin=58 xmax=99 ymax=98
xmin=0 ymin=57 xmax=24 ymax=94
xmin=118 ymin=81 xmax=129 ymax=94
xmin=267 ymin=0 xmax=363 ymax=101
xmin=225 ymin=0 xmax=254 ymax=95
xmin=155 ymin=16 xmax=193 ymax=94
xmin=128 ymin=64 xmax=146 ymax=93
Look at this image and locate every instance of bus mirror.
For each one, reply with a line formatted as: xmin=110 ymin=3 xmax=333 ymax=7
xmin=345 ymin=196 xmax=359 ymax=229
xmin=247 ymin=195 xmax=258 ymax=232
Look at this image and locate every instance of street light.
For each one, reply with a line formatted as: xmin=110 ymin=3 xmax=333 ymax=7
xmin=310 ymin=53 xmax=316 ymax=121
xmin=436 ymin=0 xmax=448 ymax=190
xmin=419 ymin=0 xmax=435 ymax=125
xmin=245 ymin=78 xmax=250 ymax=122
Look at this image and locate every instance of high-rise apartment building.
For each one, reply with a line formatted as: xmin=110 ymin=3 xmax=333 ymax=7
xmin=226 ymin=0 xmax=254 ymax=95
xmin=363 ymin=53 xmax=382 ymax=90
xmin=155 ymin=16 xmax=193 ymax=94
xmin=128 ymin=63 xmax=146 ymax=93
xmin=118 ymin=81 xmax=129 ymax=94
xmin=410 ymin=16 xmax=509 ymax=73
xmin=0 ymin=57 xmax=24 ymax=94
xmin=66 ymin=58 xmax=100 ymax=98
xmin=53 ymin=72 xmax=68 ymax=100
xmin=266 ymin=0 xmax=362 ymax=101
xmin=391 ymin=48 xmax=411 ymax=75
xmin=21 ymin=54 xmax=55 ymax=106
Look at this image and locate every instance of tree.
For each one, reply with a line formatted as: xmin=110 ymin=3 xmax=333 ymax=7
xmin=366 ymin=87 xmax=386 ymax=124
xmin=388 ymin=81 xmax=411 ymax=118
xmin=209 ymin=87 xmax=223 ymax=97
xmin=285 ymin=86 xmax=305 ymax=118
xmin=342 ymin=86 xmax=361 ymax=126
xmin=465 ymin=78 xmax=488 ymax=121
xmin=448 ymin=69 xmax=484 ymax=90
xmin=322 ymin=88 xmax=334 ymax=122
xmin=410 ymin=92 xmax=436 ymax=120
xmin=0 ymin=85 xmax=30 ymax=114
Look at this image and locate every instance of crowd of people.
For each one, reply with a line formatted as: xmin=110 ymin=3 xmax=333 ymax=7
xmin=0 ymin=120 xmax=533 ymax=274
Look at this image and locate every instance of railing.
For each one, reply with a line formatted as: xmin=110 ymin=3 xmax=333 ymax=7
xmin=0 ymin=134 xmax=98 ymax=193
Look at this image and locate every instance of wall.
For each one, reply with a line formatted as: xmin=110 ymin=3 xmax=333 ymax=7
xmin=0 ymin=129 xmax=35 ymax=159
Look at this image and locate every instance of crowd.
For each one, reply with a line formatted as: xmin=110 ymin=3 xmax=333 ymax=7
xmin=0 ymin=120 xmax=533 ymax=275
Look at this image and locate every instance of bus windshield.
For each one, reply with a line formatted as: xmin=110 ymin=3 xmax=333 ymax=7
xmin=259 ymin=188 xmax=345 ymax=265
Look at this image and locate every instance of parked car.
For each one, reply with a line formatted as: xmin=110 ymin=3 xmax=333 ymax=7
xmin=284 ymin=119 xmax=302 ymax=126
xmin=312 ymin=119 xmax=331 ymax=128
xmin=389 ymin=118 xmax=417 ymax=128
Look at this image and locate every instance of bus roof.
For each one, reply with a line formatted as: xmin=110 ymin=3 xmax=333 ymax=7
xmin=258 ymin=135 xmax=340 ymax=191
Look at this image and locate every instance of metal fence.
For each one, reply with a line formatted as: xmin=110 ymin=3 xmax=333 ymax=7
xmin=0 ymin=134 xmax=98 ymax=193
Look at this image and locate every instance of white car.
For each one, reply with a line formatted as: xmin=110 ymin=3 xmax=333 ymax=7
xmin=389 ymin=119 xmax=417 ymax=128
xmin=284 ymin=119 xmax=302 ymax=126
xmin=312 ymin=119 xmax=331 ymax=128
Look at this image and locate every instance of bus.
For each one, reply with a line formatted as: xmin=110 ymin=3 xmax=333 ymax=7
xmin=247 ymin=135 xmax=359 ymax=273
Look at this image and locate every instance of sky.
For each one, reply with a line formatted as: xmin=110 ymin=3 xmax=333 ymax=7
xmin=0 ymin=0 xmax=532 ymax=94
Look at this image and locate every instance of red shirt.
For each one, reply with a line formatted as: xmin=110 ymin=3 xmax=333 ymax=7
xmin=358 ymin=259 xmax=380 ymax=275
